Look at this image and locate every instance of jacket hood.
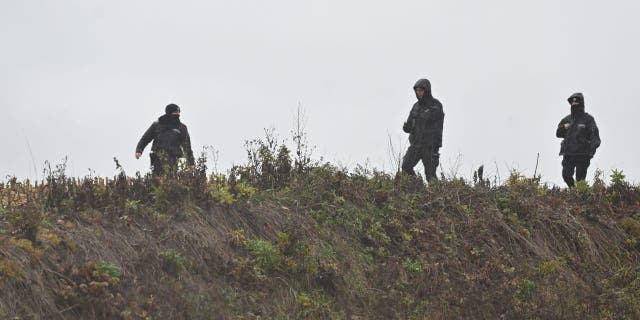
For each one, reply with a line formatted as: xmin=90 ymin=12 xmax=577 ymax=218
xmin=568 ymin=93 xmax=584 ymax=105
xmin=568 ymin=92 xmax=585 ymax=115
xmin=413 ymin=79 xmax=431 ymax=93
xmin=159 ymin=114 xmax=181 ymax=125
xmin=413 ymin=78 xmax=433 ymax=103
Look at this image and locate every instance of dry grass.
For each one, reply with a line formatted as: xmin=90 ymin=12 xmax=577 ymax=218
xmin=0 ymin=151 xmax=639 ymax=319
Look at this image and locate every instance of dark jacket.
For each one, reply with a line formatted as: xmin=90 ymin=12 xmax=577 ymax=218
xmin=136 ymin=114 xmax=194 ymax=164
xmin=556 ymin=93 xmax=601 ymax=157
xmin=403 ymin=79 xmax=445 ymax=147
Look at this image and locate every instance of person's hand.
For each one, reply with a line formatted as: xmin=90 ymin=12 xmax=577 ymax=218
xmin=135 ymin=152 xmax=142 ymax=159
xmin=402 ymin=122 xmax=412 ymax=133
xmin=563 ymin=123 xmax=571 ymax=129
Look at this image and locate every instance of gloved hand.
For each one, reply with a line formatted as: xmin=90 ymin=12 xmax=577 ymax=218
xmin=403 ymin=122 xmax=412 ymax=133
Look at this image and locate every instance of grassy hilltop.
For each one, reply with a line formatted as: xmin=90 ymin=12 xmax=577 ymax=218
xmin=1 ymin=137 xmax=640 ymax=319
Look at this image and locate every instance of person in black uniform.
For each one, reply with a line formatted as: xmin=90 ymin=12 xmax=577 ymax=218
xmin=136 ymin=104 xmax=194 ymax=175
xmin=401 ymin=78 xmax=445 ymax=181
xmin=556 ymin=93 xmax=601 ymax=188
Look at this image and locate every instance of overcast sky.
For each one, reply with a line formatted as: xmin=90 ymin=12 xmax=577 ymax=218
xmin=1 ymin=0 xmax=639 ymax=185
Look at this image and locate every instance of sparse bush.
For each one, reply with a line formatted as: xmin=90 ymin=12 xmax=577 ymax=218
xmin=152 ymin=177 xmax=190 ymax=214
xmin=592 ymin=169 xmax=607 ymax=194
xmin=160 ymin=249 xmax=188 ymax=276
xmin=0 ymin=259 xmax=24 ymax=282
xmin=573 ymin=180 xmax=594 ymax=202
xmin=295 ymin=290 xmax=333 ymax=320
xmin=621 ymin=218 xmax=640 ymax=239
xmin=366 ymin=221 xmax=391 ymax=247
xmin=515 ymin=279 xmax=537 ymax=302
xmin=7 ymin=203 xmax=43 ymax=243
xmin=402 ymin=258 xmax=423 ymax=274
xmin=605 ymin=169 xmax=639 ymax=206
xmin=539 ymin=258 xmax=567 ymax=276
xmin=236 ymin=128 xmax=293 ymax=190
xmin=93 ymin=262 xmax=121 ymax=285
xmin=292 ymin=105 xmax=316 ymax=174
xmin=210 ymin=175 xmax=256 ymax=205
xmin=10 ymin=238 xmax=43 ymax=258
xmin=43 ymin=158 xmax=70 ymax=210
xmin=506 ymin=171 xmax=539 ymax=193
xmin=124 ymin=199 xmax=142 ymax=214
xmin=276 ymin=232 xmax=291 ymax=252
xmin=38 ymin=231 xmax=61 ymax=247
xmin=227 ymin=229 xmax=247 ymax=247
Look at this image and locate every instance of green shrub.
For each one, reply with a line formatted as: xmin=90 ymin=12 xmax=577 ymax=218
xmin=124 ymin=199 xmax=142 ymax=214
xmin=621 ymin=218 xmax=640 ymax=239
xmin=611 ymin=169 xmax=627 ymax=187
xmin=0 ymin=259 xmax=24 ymax=282
xmin=295 ymin=290 xmax=333 ymax=320
xmin=276 ymin=231 xmax=291 ymax=252
xmin=515 ymin=279 xmax=537 ymax=302
xmin=366 ymin=221 xmax=391 ymax=247
xmin=592 ymin=169 xmax=607 ymax=193
xmin=152 ymin=178 xmax=190 ymax=213
xmin=235 ymin=129 xmax=293 ymax=190
xmin=233 ymin=182 xmax=255 ymax=200
xmin=7 ymin=203 xmax=43 ymax=243
xmin=574 ymin=180 xmax=591 ymax=196
xmin=246 ymin=239 xmax=282 ymax=273
xmin=160 ymin=249 xmax=188 ymax=276
xmin=402 ymin=258 xmax=423 ymax=274
xmin=93 ymin=262 xmax=121 ymax=285
xmin=211 ymin=184 xmax=235 ymax=206
xmin=539 ymin=257 xmax=567 ymax=276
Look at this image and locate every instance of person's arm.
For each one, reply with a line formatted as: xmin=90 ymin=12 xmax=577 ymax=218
xmin=136 ymin=122 xmax=156 ymax=157
xmin=589 ymin=118 xmax=601 ymax=157
xmin=182 ymin=126 xmax=195 ymax=165
xmin=556 ymin=118 xmax=570 ymax=138
xmin=436 ymin=103 xmax=445 ymax=147
xmin=403 ymin=108 xmax=415 ymax=133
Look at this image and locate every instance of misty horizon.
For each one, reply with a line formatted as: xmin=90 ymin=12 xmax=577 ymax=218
xmin=2 ymin=1 xmax=638 ymax=185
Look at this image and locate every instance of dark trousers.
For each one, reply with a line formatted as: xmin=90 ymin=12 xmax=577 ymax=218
xmin=150 ymin=153 xmax=178 ymax=176
xmin=401 ymin=145 xmax=440 ymax=181
xmin=562 ymin=155 xmax=590 ymax=188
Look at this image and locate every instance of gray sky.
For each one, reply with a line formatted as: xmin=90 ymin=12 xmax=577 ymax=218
xmin=1 ymin=0 xmax=639 ymax=185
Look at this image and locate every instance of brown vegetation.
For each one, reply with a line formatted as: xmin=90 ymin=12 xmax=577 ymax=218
xmin=1 ymin=144 xmax=639 ymax=319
